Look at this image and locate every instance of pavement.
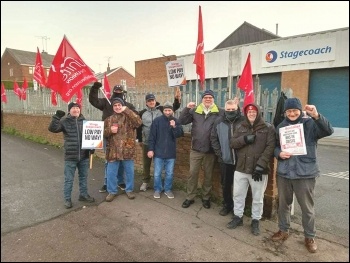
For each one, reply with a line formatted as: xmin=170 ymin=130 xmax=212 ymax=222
xmin=1 ymin=134 xmax=349 ymax=262
xmin=1 ymin=185 xmax=349 ymax=262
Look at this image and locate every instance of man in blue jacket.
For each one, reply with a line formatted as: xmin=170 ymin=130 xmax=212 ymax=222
xmin=147 ymin=102 xmax=184 ymax=199
xmin=271 ymin=98 xmax=334 ymax=253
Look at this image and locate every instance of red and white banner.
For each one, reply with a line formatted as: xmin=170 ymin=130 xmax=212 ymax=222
xmin=237 ymin=53 xmax=254 ymax=110
xmin=33 ymin=47 xmax=47 ymax=87
xmin=46 ymin=35 xmax=97 ymax=102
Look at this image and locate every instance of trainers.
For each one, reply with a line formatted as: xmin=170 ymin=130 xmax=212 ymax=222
xmin=118 ymin=183 xmax=126 ymax=191
xmin=153 ymin=191 xmax=161 ymax=199
xmin=271 ymin=230 xmax=289 ymax=241
xmin=251 ymin=219 xmax=260 ymax=236
xmin=140 ymin=183 xmax=148 ymax=191
xmin=64 ymin=199 xmax=72 ymax=209
xmin=226 ymin=215 xmax=243 ymax=229
xmin=106 ymin=194 xmax=117 ymax=202
xmin=164 ymin=191 xmax=174 ymax=199
xmin=78 ymin=195 xmax=95 ymax=203
xmin=219 ymin=207 xmax=232 ymax=216
xmin=99 ymin=185 xmax=107 ymax=193
xmin=126 ymin=191 xmax=135 ymax=199
xmin=305 ymin=237 xmax=317 ymax=253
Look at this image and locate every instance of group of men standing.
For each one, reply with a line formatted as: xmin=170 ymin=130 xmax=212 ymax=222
xmin=48 ymin=82 xmax=333 ymax=254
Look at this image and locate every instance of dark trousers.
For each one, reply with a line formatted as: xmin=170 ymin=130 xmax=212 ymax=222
xmin=220 ymin=163 xmax=235 ymax=209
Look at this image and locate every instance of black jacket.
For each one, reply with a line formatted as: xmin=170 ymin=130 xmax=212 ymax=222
xmin=48 ymin=114 xmax=90 ymax=161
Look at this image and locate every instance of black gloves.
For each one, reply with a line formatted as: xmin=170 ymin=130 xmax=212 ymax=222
xmin=89 ymin=149 xmax=95 ymax=155
xmin=92 ymin=82 xmax=102 ymax=89
xmin=252 ymin=165 xmax=264 ymax=182
xmin=55 ymin=110 xmax=65 ymax=119
xmin=244 ymin=134 xmax=256 ymax=144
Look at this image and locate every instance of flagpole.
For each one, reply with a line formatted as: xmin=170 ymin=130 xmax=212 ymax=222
xmin=195 ymin=78 xmax=199 ymax=105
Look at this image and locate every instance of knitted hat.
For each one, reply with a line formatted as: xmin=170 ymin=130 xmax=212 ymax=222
xmin=112 ymin=97 xmax=125 ymax=106
xmin=145 ymin=94 xmax=156 ymax=101
xmin=113 ymin=85 xmax=124 ymax=92
xmin=244 ymin=104 xmax=258 ymax=114
xmin=201 ymin=90 xmax=215 ymax=99
xmin=163 ymin=101 xmax=173 ymax=110
xmin=68 ymin=102 xmax=80 ymax=111
xmin=284 ymin=98 xmax=302 ymax=112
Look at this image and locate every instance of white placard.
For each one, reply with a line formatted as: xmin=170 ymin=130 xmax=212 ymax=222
xmin=165 ymin=60 xmax=187 ymax=87
xmin=82 ymin=120 xmax=104 ymax=149
xmin=279 ymin=123 xmax=307 ymax=155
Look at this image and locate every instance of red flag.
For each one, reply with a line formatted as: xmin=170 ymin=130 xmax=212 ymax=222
xmin=21 ymin=77 xmax=28 ymax=100
xmin=51 ymin=90 xmax=58 ymax=106
xmin=103 ymin=73 xmax=111 ymax=98
xmin=46 ymin=35 xmax=97 ymax=103
xmin=1 ymin=82 xmax=8 ymax=103
xmin=237 ymin=53 xmax=254 ymax=110
xmin=33 ymin=47 xmax=47 ymax=87
xmin=193 ymin=5 xmax=205 ymax=90
xmin=13 ymin=81 xmax=22 ymax=100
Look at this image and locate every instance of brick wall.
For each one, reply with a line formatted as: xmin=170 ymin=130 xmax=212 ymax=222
xmin=135 ymin=55 xmax=177 ymax=88
xmin=2 ymin=112 xmax=277 ymax=219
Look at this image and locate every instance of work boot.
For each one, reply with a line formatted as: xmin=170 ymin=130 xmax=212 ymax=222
xmin=251 ymin=219 xmax=260 ymax=236
xmin=78 ymin=195 xmax=95 ymax=203
xmin=219 ymin=206 xmax=232 ymax=216
xmin=271 ymin=230 xmax=289 ymax=241
xmin=64 ymin=199 xmax=72 ymax=209
xmin=226 ymin=215 xmax=243 ymax=229
xmin=305 ymin=237 xmax=317 ymax=253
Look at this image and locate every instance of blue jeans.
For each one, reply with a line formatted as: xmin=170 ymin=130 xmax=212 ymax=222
xmin=106 ymin=160 xmax=134 ymax=194
xmin=153 ymin=157 xmax=175 ymax=192
xmin=104 ymin=161 xmax=125 ymax=185
xmin=64 ymin=158 xmax=89 ymax=200
xmin=103 ymin=138 xmax=124 ymax=185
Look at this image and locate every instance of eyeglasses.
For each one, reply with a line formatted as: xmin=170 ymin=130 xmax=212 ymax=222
xmin=203 ymin=96 xmax=213 ymax=100
xmin=285 ymin=109 xmax=300 ymax=114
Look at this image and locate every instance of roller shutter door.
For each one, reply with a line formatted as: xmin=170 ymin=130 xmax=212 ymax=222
xmin=309 ymin=67 xmax=349 ymax=128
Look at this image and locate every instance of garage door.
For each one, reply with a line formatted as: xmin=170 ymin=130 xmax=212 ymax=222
xmin=309 ymin=67 xmax=349 ymax=128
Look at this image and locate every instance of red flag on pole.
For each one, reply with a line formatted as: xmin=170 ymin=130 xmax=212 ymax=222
xmin=46 ymin=35 xmax=97 ymax=103
xmin=103 ymin=73 xmax=111 ymax=98
xmin=13 ymin=81 xmax=22 ymax=100
xmin=33 ymin=47 xmax=47 ymax=87
xmin=1 ymin=82 xmax=8 ymax=103
xmin=21 ymin=77 xmax=28 ymax=100
xmin=237 ymin=53 xmax=254 ymax=110
xmin=51 ymin=90 xmax=58 ymax=106
xmin=193 ymin=5 xmax=205 ymax=90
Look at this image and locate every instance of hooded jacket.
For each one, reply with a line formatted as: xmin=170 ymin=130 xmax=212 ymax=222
xmin=230 ymin=103 xmax=276 ymax=174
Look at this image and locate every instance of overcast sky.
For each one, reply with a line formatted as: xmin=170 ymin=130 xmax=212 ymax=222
xmin=1 ymin=1 xmax=349 ymax=76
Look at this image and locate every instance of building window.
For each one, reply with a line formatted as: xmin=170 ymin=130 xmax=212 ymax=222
xmin=29 ymin=67 xmax=33 ymax=74
xmin=121 ymin=79 xmax=127 ymax=89
xmin=9 ymin=68 xmax=13 ymax=77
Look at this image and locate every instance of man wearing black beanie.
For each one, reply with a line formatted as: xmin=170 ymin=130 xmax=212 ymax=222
xmin=271 ymin=97 xmax=334 ymax=253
